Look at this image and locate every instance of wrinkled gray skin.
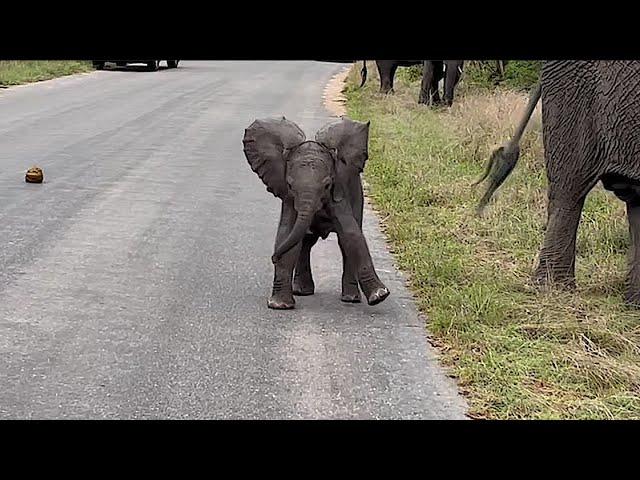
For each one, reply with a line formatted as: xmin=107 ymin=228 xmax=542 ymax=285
xmin=359 ymin=60 xmax=465 ymax=106
xmin=243 ymin=117 xmax=390 ymax=310
xmin=476 ymin=61 xmax=640 ymax=306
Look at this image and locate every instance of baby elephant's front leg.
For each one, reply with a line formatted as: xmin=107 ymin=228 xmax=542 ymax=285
xmin=269 ymin=244 xmax=302 ymax=309
xmin=338 ymin=238 xmax=361 ymax=303
xmin=333 ymin=210 xmax=390 ymax=306
xmin=293 ymin=234 xmax=319 ymax=296
xmin=269 ymin=203 xmax=301 ymax=309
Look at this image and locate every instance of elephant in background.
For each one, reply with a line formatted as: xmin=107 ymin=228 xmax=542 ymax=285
xmin=242 ymin=116 xmax=390 ymax=310
xmin=359 ymin=60 xmax=422 ymax=93
xmin=419 ymin=60 xmax=464 ymax=106
xmin=475 ymin=61 xmax=640 ymax=306
xmin=359 ymin=60 xmax=465 ymax=106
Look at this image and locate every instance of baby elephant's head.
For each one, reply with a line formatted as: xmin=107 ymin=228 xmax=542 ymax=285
xmin=242 ymin=116 xmax=370 ymax=262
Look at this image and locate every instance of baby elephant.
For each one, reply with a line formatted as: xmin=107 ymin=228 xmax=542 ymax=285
xmin=243 ymin=116 xmax=390 ymax=310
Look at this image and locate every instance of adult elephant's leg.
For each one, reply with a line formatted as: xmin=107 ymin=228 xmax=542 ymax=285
xmin=624 ymin=198 xmax=640 ymax=306
xmin=377 ymin=61 xmax=397 ymax=94
xmin=444 ymin=60 xmax=463 ymax=106
xmin=332 ymin=203 xmax=389 ymax=305
xmin=418 ymin=61 xmax=434 ymax=104
xmin=533 ymin=191 xmax=587 ymax=288
xmin=293 ymin=234 xmax=319 ymax=296
xmin=432 ymin=61 xmax=444 ymax=105
xmin=269 ymin=202 xmax=303 ymax=309
xmin=533 ymin=83 xmax=600 ymax=289
xmin=419 ymin=61 xmax=443 ymax=105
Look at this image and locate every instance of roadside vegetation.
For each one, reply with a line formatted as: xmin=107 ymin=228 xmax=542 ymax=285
xmin=0 ymin=61 xmax=93 ymax=87
xmin=345 ymin=61 xmax=640 ymax=419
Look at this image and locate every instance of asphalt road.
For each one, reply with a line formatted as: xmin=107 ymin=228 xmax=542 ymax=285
xmin=0 ymin=61 xmax=467 ymax=419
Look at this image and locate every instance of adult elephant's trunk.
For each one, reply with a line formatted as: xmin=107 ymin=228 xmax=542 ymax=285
xmin=271 ymin=202 xmax=316 ymax=263
xmin=359 ymin=61 xmax=368 ymax=87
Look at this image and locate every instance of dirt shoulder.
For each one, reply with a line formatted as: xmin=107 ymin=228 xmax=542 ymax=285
xmin=323 ymin=66 xmax=351 ymax=117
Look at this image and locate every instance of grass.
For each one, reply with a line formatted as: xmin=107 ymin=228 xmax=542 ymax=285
xmin=464 ymin=61 xmax=542 ymax=91
xmin=345 ymin=62 xmax=640 ymax=419
xmin=394 ymin=61 xmax=542 ymax=91
xmin=0 ymin=61 xmax=93 ymax=87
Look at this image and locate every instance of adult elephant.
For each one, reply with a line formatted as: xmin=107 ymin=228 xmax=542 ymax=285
xmin=475 ymin=61 xmax=640 ymax=306
xmin=359 ymin=60 xmax=465 ymax=106
xmin=419 ymin=60 xmax=464 ymax=106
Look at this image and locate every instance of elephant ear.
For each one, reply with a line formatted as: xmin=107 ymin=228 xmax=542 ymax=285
xmin=315 ymin=117 xmax=370 ymax=172
xmin=242 ymin=117 xmax=306 ymax=199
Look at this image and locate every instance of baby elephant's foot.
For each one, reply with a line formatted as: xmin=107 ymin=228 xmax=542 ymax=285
xmin=341 ymin=288 xmax=361 ymax=303
xmin=292 ymin=276 xmax=315 ymax=296
xmin=268 ymin=294 xmax=295 ymax=310
xmin=367 ymin=287 xmax=390 ymax=306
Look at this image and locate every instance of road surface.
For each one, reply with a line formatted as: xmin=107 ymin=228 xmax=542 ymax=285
xmin=0 ymin=61 xmax=467 ymax=419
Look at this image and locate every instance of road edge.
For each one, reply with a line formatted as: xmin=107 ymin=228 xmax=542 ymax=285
xmin=322 ymin=66 xmax=350 ymax=117
xmin=322 ymin=63 xmax=470 ymax=418
xmin=0 ymin=69 xmax=100 ymax=93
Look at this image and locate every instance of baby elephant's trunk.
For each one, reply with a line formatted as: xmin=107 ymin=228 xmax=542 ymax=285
xmin=271 ymin=204 xmax=315 ymax=263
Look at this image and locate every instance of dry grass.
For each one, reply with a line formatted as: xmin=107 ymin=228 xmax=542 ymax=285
xmin=345 ymin=62 xmax=640 ymax=419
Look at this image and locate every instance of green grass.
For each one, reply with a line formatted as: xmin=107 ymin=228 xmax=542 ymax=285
xmin=0 ymin=61 xmax=93 ymax=87
xmin=394 ymin=61 xmax=542 ymax=92
xmin=344 ymin=62 xmax=640 ymax=419
xmin=464 ymin=61 xmax=542 ymax=91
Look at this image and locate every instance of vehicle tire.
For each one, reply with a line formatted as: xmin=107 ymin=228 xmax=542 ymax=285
xmin=167 ymin=60 xmax=179 ymax=69
xmin=146 ymin=61 xmax=159 ymax=71
xmin=92 ymin=61 xmax=105 ymax=70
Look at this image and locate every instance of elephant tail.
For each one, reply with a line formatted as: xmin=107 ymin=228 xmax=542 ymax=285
xmin=359 ymin=61 xmax=368 ymax=88
xmin=474 ymin=82 xmax=542 ymax=214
